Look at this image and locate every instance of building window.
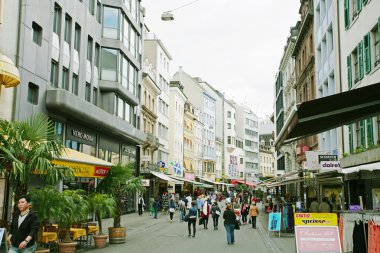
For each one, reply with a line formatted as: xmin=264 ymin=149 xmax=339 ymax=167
xmin=227 ymin=136 xmax=231 ymax=144
xmin=87 ymin=36 xmax=93 ymax=61
xmin=347 ymin=55 xmax=352 ymax=89
xmin=62 ymin=67 xmax=69 ymax=90
xmin=32 ymin=22 xmax=42 ymax=46
xmin=95 ymin=43 xmax=100 ymax=68
xmin=103 ymin=7 xmax=119 ymax=39
xmin=53 ymin=3 xmax=61 ymax=35
xmin=374 ymin=19 xmax=380 ymax=67
xmin=93 ymin=87 xmax=98 ymax=105
xmin=85 ymin=83 xmax=91 ymax=102
xmin=130 ymin=28 xmax=136 ymax=57
xmin=352 ymin=48 xmax=359 ymax=84
xmin=89 ymin=0 xmax=95 ymax=15
xmin=123 ymin=16 xmax=130 ymax=49
xmin=50 ymin=60 xmax=58 ymax=88
xmin=240 ymin=158 xmax=243 ymax=164
xmin=227 ymin=123 xmax=231 ymax=129
xmin=64 ymin=14 xmax=72 ymax=45
xmin=74 ymin=23 xmax=81 ymax=52
xmin=101 ymin=48 xmax=118 ymax=81
xmin=364 ymin=32 xmax=371 ymax=74
xmin=72 ymin=74 xmax=78 ymax=95
xmin=27 ymin=82 xmax=39 ymax=105
xmin=128 ymin=64 xmax=136 ymax=95
xmin=96 ymin=1 xmax=101 ymax=23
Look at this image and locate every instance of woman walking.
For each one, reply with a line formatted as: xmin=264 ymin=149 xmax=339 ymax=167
xmin=201 ymin=199 xmax=210 ymax=229
xmin=241 ymin=200 xmax=249 ymax=225
xmin=211 ymin=201 xmax=221 ymax=230
xmin=223 ymin=203 xmax=236 ymax=245
xmin=188 ymin=201 xmax=197 ymax=237
xmin=168 ymin=199 xmax=175 ymax=222
xmin=249 ymin=202 xmax=259 ymax=229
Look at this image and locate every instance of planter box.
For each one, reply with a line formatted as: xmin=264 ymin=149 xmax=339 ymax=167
xmin=341 ymin=147 xmax=380 ymax=168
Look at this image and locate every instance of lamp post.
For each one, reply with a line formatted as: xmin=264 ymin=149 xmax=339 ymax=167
xmin=161 ymin=0 xmax=201 ymax=21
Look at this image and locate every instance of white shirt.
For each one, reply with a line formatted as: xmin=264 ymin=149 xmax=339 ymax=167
xmin=18 ymin=212 xmax=29 ymax=228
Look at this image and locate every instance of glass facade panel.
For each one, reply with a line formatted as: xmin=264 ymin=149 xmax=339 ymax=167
xmin=122 ymin=57 xmax=128 ymax=88
xmin=103 ymin=7 xmax=119 ymax=39
xmin=101 ymin=48 xmax=118 ymax=81
xmin=117 ymin=97 xmax=124 ymax=118
xmin=123 ymin=17 xmax=130 ymax=49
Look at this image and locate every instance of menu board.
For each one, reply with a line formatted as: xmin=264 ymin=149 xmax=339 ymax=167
xmin=295 ymin=226 xmax=342 ymax=253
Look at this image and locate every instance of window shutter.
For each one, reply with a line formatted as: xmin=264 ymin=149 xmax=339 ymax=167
xmin=347 ymin=55 xmax=352 ymax=89
xmin=344 ymin=0 xmax=350 ymax=29
xmin=348 ymin=124 xmax=354 ymax=154
xmin=363 ymin=0 xmax=368 ymax=4
xmin=366 ymin=118 xmax=374 ymax=146
xmin=356 ymin=0 xmax=362 ymax=12
xmin=364 ymin=33 xmax=371 ymax=74
xmin=358 ymin=41 xmax=364 ymax=80
xmin=359 ymin=120 xmax=365 ymax=147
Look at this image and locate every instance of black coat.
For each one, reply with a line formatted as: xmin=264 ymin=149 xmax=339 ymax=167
xmin=10 ymin=211 xmax=39 ymax=247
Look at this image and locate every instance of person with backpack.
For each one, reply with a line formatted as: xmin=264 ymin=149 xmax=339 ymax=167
xmin=153 ymin=197 xmax=161 ymax=219
xmin=211 ymin=201 xmax=221 ymax=230
xmin=168 ymin=199 xmax=175 ymax=222
xmin=187 ymin=201 xmax=197 ymax=238
xmin=178 ymin=197 xmax=186 ymax=222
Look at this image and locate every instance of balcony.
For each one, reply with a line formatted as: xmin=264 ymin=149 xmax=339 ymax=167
xmin=341 ymin=146 xmax=380 ymax=168
xmin=142 ymin=133 xmax=160 ymax=151
xmin=140 ymin=163 xmax=161 ymax=174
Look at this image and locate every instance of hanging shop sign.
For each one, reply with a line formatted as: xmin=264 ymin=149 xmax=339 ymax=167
xmin=294 ymin=213 xmax=338 ymax=226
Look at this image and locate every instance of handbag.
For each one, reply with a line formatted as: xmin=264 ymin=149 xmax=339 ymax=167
xmin=169 ymin=208 xmax=175 ymax=213
xmin=215 ymin=210 xmax=221 ymax=216
xmin=234 ymin=220 xmax=240 ymax=230
xmin=199 ymin=217 xmax=204 ymax=225
xmin=184 ymin=214 xmax=190 ymax=222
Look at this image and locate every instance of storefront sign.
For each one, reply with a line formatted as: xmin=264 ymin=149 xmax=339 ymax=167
xmin=294 ymin=213 xmax=337 ymax=226
xmin=52 ymin=160 xmax=110 ymax=178
xmin=72 ymin=129 xmax=94 ymax=142
xmin=268 ymin=213 xmax=281 ymax=231
xmin=318 ymin=155 xmax=338 ymax=163
xmin=348 ymin=205 xmax=362 ymax=211
xmin=185 ymin=173 xmax=195 ymax=181
xmin=320 ymin=161 xmax=341 ymax=171
xmin=141 ymin=179 xmax=150 ymax=187
xmin=295 ymin=226 xmax=341 ymax=253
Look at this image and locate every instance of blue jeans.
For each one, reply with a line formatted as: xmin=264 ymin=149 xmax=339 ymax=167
xmin=9 ymin=244 xmax=37 ymax=253
xmin=179 ymin=209 xmax=184 ymax=221
xmin=154 ymin=209 xmax=158 ymax=219
xmin=224 ymin=224 xmax=235 ymax=244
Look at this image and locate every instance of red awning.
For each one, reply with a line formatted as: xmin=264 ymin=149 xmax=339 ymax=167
xmin=230 ymin=179 xmax=256 ymax=188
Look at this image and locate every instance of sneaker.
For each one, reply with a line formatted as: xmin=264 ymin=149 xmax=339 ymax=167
xmin=192 ymin=235 xmax=195 ymax=238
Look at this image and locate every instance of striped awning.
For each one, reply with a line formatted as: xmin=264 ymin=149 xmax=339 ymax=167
xmin=0 ymin=53 xmax=20 ymax=88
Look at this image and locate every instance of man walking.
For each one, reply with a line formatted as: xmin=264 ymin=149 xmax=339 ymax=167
xmin=138 ymin=195 xmax=145 ymax=215
xmin=178 ymin=197 xmax=186 ymax=222
xmin=8 ymin=195 xmax=39 ymax=253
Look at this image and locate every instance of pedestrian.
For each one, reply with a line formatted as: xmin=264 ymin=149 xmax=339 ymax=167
xmin=201 ymin=199 xmax=210 ymax=229
xmin=187 ymin=201 xmax=197 ymax=238
xmin=223 ymin=203 xmax=236 ymax=245
xmin=186 ymin=194 xmax=192 ymax=209
xmin=211 ymin=201 xmax=221 ymax=230
xmin=249 ymin=202 xmax=259 ymax=229
xmin=138 ymin=195 xmax=145 ymax=215
xmin=153 ymin=197 xmax=161 ymax=219
xmin=7 ymin=195 xmax=39 ymax=253
xmin=319 ymin=197 xmax=331 ymax=213
xmin=149 ymin=196 xmax=155 ymax=216
xmin=241 ymin=201 xmax=249 ymax=224
xmin=196 ymin=195 xmax=204 ymax=218
xmin=168 ymin=199 xmax=175 ymax=222
xmin=178 ymin=197 xmax=186 ymax=222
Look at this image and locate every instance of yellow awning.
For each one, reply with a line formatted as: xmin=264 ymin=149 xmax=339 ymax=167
xmin=0 ymin=53 xmax=20 ymax=88
xmin=52 ymin=148 xmax=113 ymax=178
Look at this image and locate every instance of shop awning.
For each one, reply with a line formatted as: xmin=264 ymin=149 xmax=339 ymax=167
xmin=53 ymin=148 xmax=112 ymax=178
xmin=199 ymin=183 xmax=214 ymax=188
xmin=169 ymin=175 xmax=203 ymax=186
xmin=268 ymin=177 xmax=299 ymax=187
xmin=275 ymin=82 xmax=380 ymax=149
xmin=214 ymin=182 xmax=235 ymax=187
xmin=230 ymin=179 xmax=256 ymax=188
xmin=0 ymin=53 xmax=20 ymax=88
xmin=199 ymin=177 xmax=216 ymax=184
xmin=341 ymin=162 xmax=380 ymax=174
xmin=151 ymin=171 xmax=179 ymax=183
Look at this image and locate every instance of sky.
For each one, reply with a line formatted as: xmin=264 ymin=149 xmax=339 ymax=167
xmin=141 ymin=0 xmax=300 ymax=119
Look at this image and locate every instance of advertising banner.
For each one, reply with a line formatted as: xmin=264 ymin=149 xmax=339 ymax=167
xmin=294 ymin=213 xmax=337 ymax=226
xmin=51 ymin=160 xmax=110 ymax=178
xmin=268 ymin=212 xmax=281 ymax=231
xmin=295 ymin=226 xmax=342 ymax=253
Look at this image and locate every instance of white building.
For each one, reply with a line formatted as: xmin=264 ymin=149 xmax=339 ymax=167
xmin=339 ymin=0 xmax=380 ymax=154
xmin=143 ymin=33 xmax=172 ymax=172
xmin=314 ymin=0 xmax=340 ymax=155
xmin=193 ymin=106 xmax=204 ymax=178
xmin=224 ymin=100 xmax=238 ymax=178
xmin=168 ymin=81 xmax=186 ymax=176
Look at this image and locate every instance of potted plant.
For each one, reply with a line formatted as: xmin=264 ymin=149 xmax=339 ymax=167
xmin=56 ymin=190 xmax=88 ymax=253
xmin=88 ymin=193 xmax=115 ymax=248
xmin=97 ymin=163 xmax=145 ymax=244
xmin=30 ymin=186 xmax=63 ymax=253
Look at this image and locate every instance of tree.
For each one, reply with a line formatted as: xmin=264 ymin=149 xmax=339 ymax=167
xmin=88 ymin=193 xmax=115 ymax=234
xmin=97 ymin=163 xmax=145 ymax=228
xmin=0 ymin=113 xmax=73 ymax=213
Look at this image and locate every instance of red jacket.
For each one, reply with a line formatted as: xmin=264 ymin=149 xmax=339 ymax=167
xmin=201 ymin=203 xmax=210 ymax=218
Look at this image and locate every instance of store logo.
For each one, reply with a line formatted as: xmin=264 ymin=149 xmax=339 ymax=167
xmin=94 ymin=167 xmax=110 ymax=177
xmin=72 ymin=129 xmax=94 ymax=142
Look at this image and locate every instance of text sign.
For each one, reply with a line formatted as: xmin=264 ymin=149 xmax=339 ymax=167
xmin=318 ymin=155 xmax=338 ymax=163
xmin=295 ymin=226 xmax=342 ymax=253
xmin=320 ymin=161 xmax=341 ymax=171
xmin=294 ymin=213 xmax=337 ymax=226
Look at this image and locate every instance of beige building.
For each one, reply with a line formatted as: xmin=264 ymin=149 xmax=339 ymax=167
xmin=183 ymin=101 xmax=196 ymax=176
xmin=260 ymin=142 xmax=275 ymax=178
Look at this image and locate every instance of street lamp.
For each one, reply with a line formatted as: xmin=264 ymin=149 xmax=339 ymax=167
xmin=161 ymin=0 xmax=201 ymax=21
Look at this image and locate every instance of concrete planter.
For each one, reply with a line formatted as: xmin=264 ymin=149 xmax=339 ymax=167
xmin=93 ymin=234 xmax=108 ymax=249
xmin=341 ymin=147 xmax=380 ymax=168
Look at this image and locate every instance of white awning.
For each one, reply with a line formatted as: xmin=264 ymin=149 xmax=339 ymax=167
xmin=151 ymin=171 xmax=178 ymax=182
xmin=199 ymin=177 xmax=216 ymax=184
xmin=169 ymin=175 xmax=203 ymax=185
xmin=214 ymin=182 xmax=235 ymax=186
xmin=341 ymin=162 xmax=380 ymax=174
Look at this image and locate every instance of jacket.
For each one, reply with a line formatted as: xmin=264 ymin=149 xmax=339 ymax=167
xmin=201 ymin=203 xmax=210 ymax=218
xmin=223 ymin=209 xmax=236 ymax=225
xmin=10 ymin=211 xmax=39 ymax=248
xmin=188 ymin=207 xmax=197 ymax=219
xmin=249 ymin=205 xmax=259 ymax=217
xmin=211 ymin=205 xmax=221 ymax=218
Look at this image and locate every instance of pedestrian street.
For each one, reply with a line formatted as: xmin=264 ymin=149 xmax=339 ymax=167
xmin=81 ymin=211 xmax=273 ymax=253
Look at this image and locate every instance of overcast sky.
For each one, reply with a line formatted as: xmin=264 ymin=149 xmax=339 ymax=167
xmin=142 ymin=0 xmax=300 ymax=119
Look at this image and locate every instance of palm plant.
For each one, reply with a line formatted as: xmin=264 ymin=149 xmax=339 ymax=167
xmin=30 ymin=187 xmax=62 ymax=247
xmin=0 ymin=113 xmax=73 ymax=213
xmin=88 ymin=193 xmax=115 ymax=234
xmin=57 ymin=190 xmax=89 ymax=242
xmin=97 ymin=163 xmax=145 ymax=228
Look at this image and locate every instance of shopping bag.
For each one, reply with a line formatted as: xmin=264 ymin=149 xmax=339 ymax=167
xmin=199 ymin=217 xmax=204 ymax=225
xmin=184 ymin=214 xmax=190 ymax=222
xmin=234 ymin=220 xmax=240 ymax=230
